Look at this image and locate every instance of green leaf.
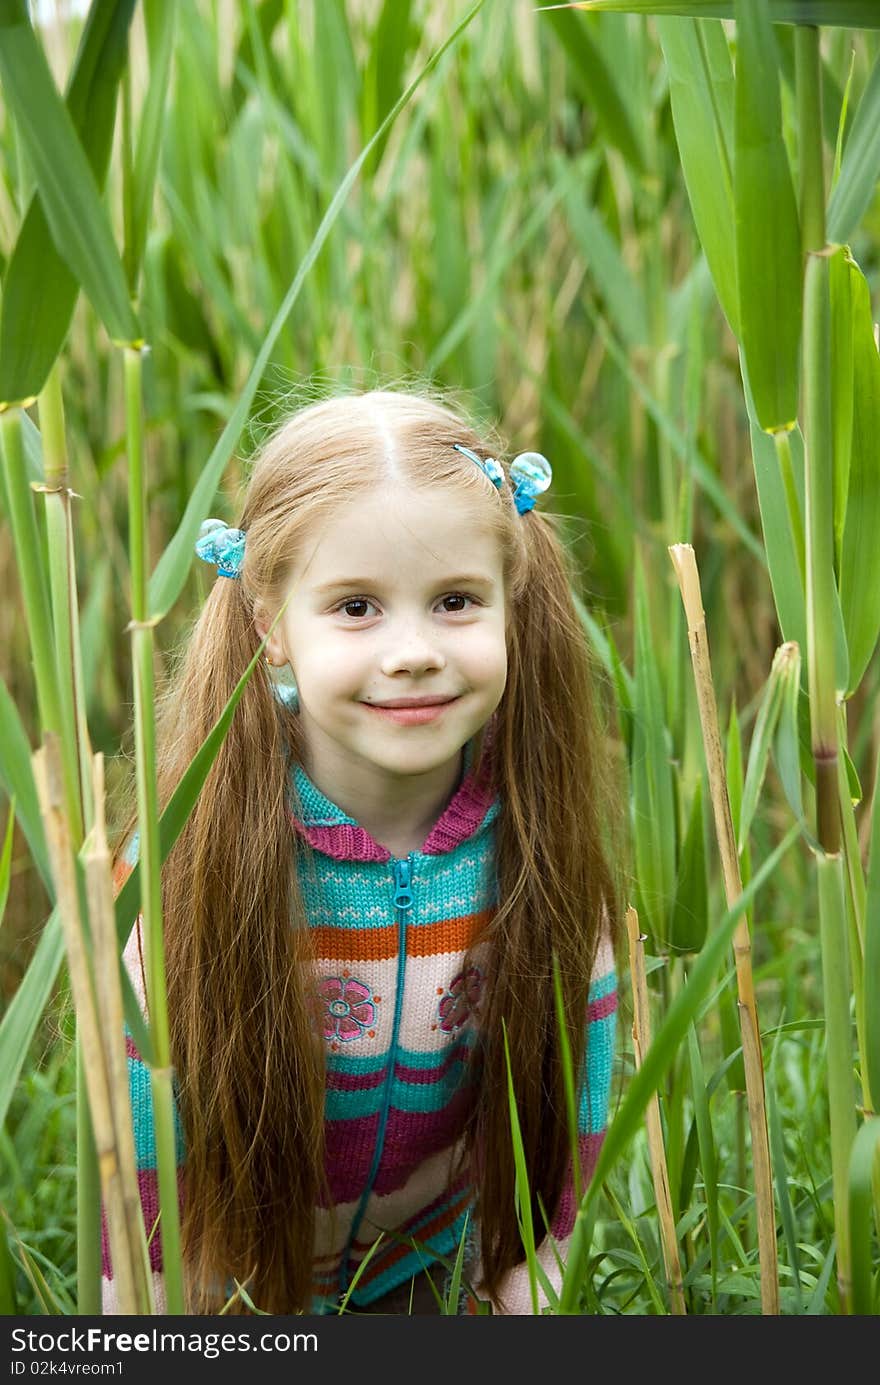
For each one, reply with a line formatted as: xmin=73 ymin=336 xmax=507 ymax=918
xmin=543 ymin=8 xmax=647 ymax=173
xmin=733 ymin=0 xmax=801 ymax=432
xmin=631 ymin=553 xmax=677 ymax=943
xmin=657 ymin=16 xmax=738 ymax=337
xmin=827 ymin=51 xmax=880 ymax=243
xmin=739 ymin=643 xmax=796 ymax=853
xmin=566 ymin=2 xmax=880 ymax=27
xmin=0 ymin=676 xmax=51 ymax=897
xmin=0 ymin=0 xmax=136 ymax=404
xmin=864 ymin=741 xmax=880 ymax=1114
xmin=149 ymin=0 xmax=488 ymax=619
xmin=0 ymin=1216 xmax=16 ymax=1314
xmin=669 ymin=775 xmax=708 ymax=953
xmin=0 ymin=3 xmax=139 ymax=352
xmin=848 ymin=1118 xmax=880 ymax=1314
xmin=0 ymin=796 xmax=15 ymax=928
xmin=839 ymin=256 xmax=880 ymax=693
xmin=829 ymin=245 xmax=855 ymax=577
xmin=126 ymin=0 xmax=177 ymax=290
xmin=561 ymin=177 xmax=648 ymax=346
xmin=360 ymin=0 xmax=416 ymax=176
xmin=767 ymin=1048 xmax=804 ymax=1312
xmin=686 ymin=1022 xmax=718 ymax=1306
xmin=771 ymin=641 xmax=806 ymax=828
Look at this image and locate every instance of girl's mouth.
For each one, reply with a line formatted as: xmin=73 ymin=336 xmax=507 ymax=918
xmin=361 ymin=698 xmax=459 ymax=725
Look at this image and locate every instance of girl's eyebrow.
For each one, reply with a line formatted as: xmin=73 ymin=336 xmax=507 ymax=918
xmin=313 ymin=574 xmax=497 ymax=593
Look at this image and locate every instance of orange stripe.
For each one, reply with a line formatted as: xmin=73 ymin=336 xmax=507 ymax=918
xmin=407 ymin=909 xmax=494 ymax=958
xmin=312 ymin=909 xmax=494 ymax=964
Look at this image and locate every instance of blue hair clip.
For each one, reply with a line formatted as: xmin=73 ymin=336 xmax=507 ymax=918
xmin=195 ymin=518 xmax=247 ymax=579
xmin=453 ymin=443 xmax=504 ymax=490
xmin=509 ymin=452 xmax=552 ymax=514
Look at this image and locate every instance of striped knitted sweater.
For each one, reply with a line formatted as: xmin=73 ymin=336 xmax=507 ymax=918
xmin=102 ymin=740 xmax=617 ymax=1316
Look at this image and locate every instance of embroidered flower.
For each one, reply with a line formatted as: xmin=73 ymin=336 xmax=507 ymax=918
xmin=437 ymin=967 xmax=483 ymax=1033
xmin=319 ymin=976 xmax=376 ymax=1042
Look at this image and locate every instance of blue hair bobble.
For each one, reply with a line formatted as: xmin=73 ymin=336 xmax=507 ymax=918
xmin=509 ymin=451 xmax=552 ymax=514
xmin=195 ymin=518 xmax=247 ymax=579
xmin=454 ymin=443 xmax=552 ymax=514
xmin=453 ymin=443 xmax=505 ymax=490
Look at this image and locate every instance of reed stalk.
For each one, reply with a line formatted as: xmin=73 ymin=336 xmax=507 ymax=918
xmin=796 ymin=25 xmax=857 ymax=1313
xmin=84 ymin=753 xmax=154 ymax=1315
xmin=626 ymin=907 xmax=686 ymax=1314
xmin=668 ymin=542 xmax=779 ymax=1314
xmin=124 ymin=345 xmax=184 ymax=1313
xmin=35 ymin=363 xmax=100 ymax=1312
xmin=32 ymin=736 xmax=139 ymax=1314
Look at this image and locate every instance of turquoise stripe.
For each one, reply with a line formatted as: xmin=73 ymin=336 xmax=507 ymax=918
xmin=129 ymin=1055 xmax=185 ymax=1169
xmin=325 ymin=1061 xmax=472 ymax=1121
xmin=578 ymin=1011 xmax=616 ymax=1135
xmin=328 ymin=1035 xmax=473 ymax=1078
xmin=588 ymin=967 xmax=617 ymax=1003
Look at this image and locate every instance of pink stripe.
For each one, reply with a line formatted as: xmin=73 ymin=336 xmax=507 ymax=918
xmin=588 ymin=989 xmax=617 ymax=1024
xmin=101 ymin=1168 xmax=186 ymax=1277
xmin=125 ymin=1035 xmax=141 ymax=1063
xmin=322 ymin=1088 xmax=475 ymax=1203
xmin=322 ymin=1113 xmax=382 ymax=1204
xmin=549 ymin=1132 xmax=605 ymax=1238
xmin=290 ymin=818 xmax=390 ymax=862
xmin=327 ymin=1065 xmax=387 ymax=1093
xmin=372 ymin=1090 xmax=476 ymax=1194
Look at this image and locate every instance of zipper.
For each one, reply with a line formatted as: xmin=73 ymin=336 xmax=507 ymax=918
xmin=337 ymin=856 xmax=413 ymax=1301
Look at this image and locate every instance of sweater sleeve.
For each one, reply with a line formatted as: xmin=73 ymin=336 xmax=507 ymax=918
xmin=101 ymin=835 xmax=176 ymax=1315
xmin=474 ymin=919 xmax=618 ymax=1316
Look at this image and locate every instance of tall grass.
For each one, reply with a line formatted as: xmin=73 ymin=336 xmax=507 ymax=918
xmin=1 ymin=0 xmax=879 ymax=1314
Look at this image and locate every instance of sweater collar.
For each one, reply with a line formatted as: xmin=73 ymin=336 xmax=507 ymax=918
xmin=288 ymin=722 xmax=499 ymax=862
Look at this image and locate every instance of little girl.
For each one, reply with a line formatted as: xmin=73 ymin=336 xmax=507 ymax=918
xmin=106 ymin=389 xmax=625 ymax=1316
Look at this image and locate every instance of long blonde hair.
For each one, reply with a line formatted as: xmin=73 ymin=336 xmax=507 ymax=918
xmin=114 ymin=388 xmax=628 ymax=1312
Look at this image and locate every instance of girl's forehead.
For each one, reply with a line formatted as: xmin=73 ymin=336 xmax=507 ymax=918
xmin=294 ymin=486 xmax=501 ymax=584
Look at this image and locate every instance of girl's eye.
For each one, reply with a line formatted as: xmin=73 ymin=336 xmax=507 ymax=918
xmin=334 ymin=593 xmax=477 ymax=620
xmin=439 ymin=593 xmax=473 ymax=613
xmin=339 ymin=599 xmax=375 ymax=619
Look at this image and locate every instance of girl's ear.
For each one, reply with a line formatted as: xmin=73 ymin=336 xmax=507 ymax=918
xmin=253 ymin=611 xmax=287 ymax=668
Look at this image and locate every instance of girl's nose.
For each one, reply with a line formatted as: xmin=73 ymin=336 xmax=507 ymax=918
xmin=379 ymin=626 xmax=447 ymax=678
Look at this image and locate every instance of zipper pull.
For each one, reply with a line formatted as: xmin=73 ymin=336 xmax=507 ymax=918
xmin=392 ymin=859 xmax=413 ymax=909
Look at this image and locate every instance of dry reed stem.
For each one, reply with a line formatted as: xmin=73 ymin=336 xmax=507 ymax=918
xmin=84 ymin=752 xmax=155 ymax=1314
xmin=32 ymin=735 xmax=140 ymax=1314
xmin=668 ymin=542 xmax=780 ymax=1316
xmin=625 ymin=905 xmax=686 ymax=1315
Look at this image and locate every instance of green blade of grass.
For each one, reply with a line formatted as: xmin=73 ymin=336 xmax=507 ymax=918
xmin=0 ymin=0 xmax=136 ymax=403
xmin=848 ymin=1117 xmax=880 ymax=1315
xmin=0 ymin=676 xmax=51 ymax=896
xmin=733 ymin=0 xmax=801 ymax=433
xmin=656 ymin=15 xmax=738 ymax=337
xmin=543 ymin=8 xmax=647 ymax=173
xmin=557 ymin=2 xmax=880 ymax=27
xmin=0 ymin=796 xmax=16 ymax=928
xmin=839 ymin=254 xmax=880 ymax=694
xmin=827 ymin=52 xmax=880 ymax=243
xmin=0 ymin=0 xmax=140 ymax=362
xmin=126 ymin=0 xmax=177 ymax=290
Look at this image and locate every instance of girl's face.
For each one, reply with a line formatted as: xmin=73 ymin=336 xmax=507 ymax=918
xmin=263 ymin=485 xmax=508 ymax=789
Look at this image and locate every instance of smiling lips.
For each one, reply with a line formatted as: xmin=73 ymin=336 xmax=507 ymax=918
xmin=362 ymin=695 xmax=460 ymax=725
